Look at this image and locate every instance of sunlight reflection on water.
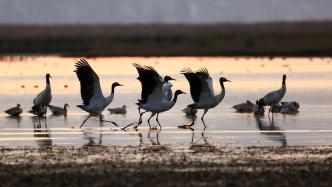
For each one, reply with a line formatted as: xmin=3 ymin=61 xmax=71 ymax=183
xmin=0 ymin=56 xmax=331 ymax=148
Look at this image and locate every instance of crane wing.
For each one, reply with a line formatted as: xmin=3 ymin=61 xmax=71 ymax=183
xmin=74 ymin=59 xmax=103 ymax=106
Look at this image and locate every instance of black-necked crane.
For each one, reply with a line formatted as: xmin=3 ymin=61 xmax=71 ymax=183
xmin=4 ymin=104 xmax=23 ymax=117
xmin=74 ymin=59 xmax=123 ymax=128
xmin=31 ymin=73 xmax=52 ymax=116
xmin=257 ymin=74 xmax=287 ymax=117
xmin=180 ymin=68 xmax=230 ymax=128
xmin=133 ymin=64 xmax=183 ymax=129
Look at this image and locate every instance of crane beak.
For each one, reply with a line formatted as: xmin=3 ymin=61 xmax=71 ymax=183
xmin=225 ymin=79 xmax=231 ymax=82
xmin=119 ymin=84 xmax=124 ymax=86
xmin=170 ymin=77 xmax=176 ymax=81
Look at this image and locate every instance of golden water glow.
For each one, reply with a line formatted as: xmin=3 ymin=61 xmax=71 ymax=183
xmin=0 ymin=56 xmax=331 ymax=93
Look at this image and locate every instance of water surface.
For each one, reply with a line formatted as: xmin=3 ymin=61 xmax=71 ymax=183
xmin=0 ymin=56 xmax=331 ymax=148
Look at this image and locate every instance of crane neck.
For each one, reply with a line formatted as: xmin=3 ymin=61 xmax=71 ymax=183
xmin=216 ymin=81 xmax=226 ymax=103
xmin=46 ymin=76 xmax=50 ymax=85
xmin=172 ymin=93 xmax=180 ymax=103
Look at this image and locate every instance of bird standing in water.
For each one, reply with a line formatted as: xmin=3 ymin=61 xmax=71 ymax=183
xmin=31 ymin=73 xmax=52 ymax=116
xmin=257 ymin=74 xmax=287 ymax=117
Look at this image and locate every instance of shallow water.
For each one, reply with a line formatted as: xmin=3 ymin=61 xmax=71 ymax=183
xmin=0 ymin=56 xmax=332 ymax=148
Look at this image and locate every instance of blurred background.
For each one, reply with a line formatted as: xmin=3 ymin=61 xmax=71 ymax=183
xmin=1 ymin=0 xmax=332 ymax=23
xmin=1 ymin=0 xmax=332 ymax=56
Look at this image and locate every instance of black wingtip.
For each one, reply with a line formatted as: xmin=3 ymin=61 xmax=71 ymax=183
xmin=197 ymin=67 xmax=209 ymax=74
xmin=181 ymin=67 xmax=194 ymax=74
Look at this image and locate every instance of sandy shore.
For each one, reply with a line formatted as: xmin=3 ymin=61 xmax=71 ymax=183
xmin=1 ymin=144 xmax=332 ymax=186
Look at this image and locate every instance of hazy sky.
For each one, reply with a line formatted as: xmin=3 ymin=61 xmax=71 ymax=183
xmin=0 ymin=0 xmax=331 ymax=24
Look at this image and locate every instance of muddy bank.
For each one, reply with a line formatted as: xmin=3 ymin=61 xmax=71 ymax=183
xmin=1 ymin=145 xmax=332 ymax=186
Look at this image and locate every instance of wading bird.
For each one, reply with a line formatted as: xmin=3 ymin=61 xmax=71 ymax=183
xmin=74 ymin=59 xmax=123 ymax=127
xmin=138 ymin=89 xmax=185 ymax=128
xmin=180 ymin=68 xmax=230 ymax=128
xmin=48 ymin=103 xmax=69 ymax=116
xmin=133 ymin=64 xmax=182 ymax=129
xmin=4 ymin=104 xmax=23 ymax=117
xmin=257 ymin=74 xmax=287 ymax=117
xmin=31 ymin=73 xmax=52 ymax=116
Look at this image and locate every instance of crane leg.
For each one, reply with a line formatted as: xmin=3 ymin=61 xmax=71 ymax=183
xmin=178 ymin=107 xmax=195 ymax=129
xmin=80 ymin=115 xmax=91 ymax=128
xmin=138 ymin=111 xmax=147 ymax=124
xmin=156 ymin=113 xmax=162 ymax=129
xmin=188 ymin=107 xmax=196 ymax=126
xmin=100 ymin=117 xmax=119 ymax=127
xmin=201 ymin=109 xmax=209 ymax=128
xmin=147 ymin=112 xmax=156 ymax=129
xmin=137 ymin=107 xmax=142 ymax=123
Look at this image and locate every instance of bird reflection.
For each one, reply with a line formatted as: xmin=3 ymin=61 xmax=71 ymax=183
xmin=182 ymin=114 xmax=198 ymax=130
xmin=31 ymin=115 xmax=48 ymax=128
xmin=5 ymin=116 xmax=22 ymax=127
xmin=148 ymin=129 xmax=161 ymax=145
xmin=190 ymin=127 xmax=209 ymax=145
xmin=33 ymin=123 xmax=52 ymax=148
xmin=189 ymin=127 xmax=217 ymax=152
xmin=183 ymin=114 xmax=213 ymax=147
xmin=82 ymin=121 xmax=105 ymax=147
xmin=82 ymin=135 xmax=100 ymax=147
xmin=255 ymin=115 xmax=287 ymax=147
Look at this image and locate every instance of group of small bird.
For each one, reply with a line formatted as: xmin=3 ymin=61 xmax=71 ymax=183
xmin=3 ymin=59 xmax=298 ymax=129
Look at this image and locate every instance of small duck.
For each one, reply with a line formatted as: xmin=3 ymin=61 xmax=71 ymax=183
xmin=48 ymin=103 xmax=69 ymax=116
xmin=271 ymin=103 xmax=283 ymax=113
xmin=232 ymin=100 xmax=254 ymax=113
xmin=4 ymin=104 xmax=23 ymax=117
xmin=182 ymin=106 xmax=198 ymax=116
xmin=108 ymin=105 xmax=127 ymax=114
xmin=280 ymin=101 xmax=300 ymax=114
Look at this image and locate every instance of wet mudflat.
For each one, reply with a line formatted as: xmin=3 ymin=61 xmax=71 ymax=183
xmin=0 ymin=56 xmax=332 ymax=186
xmin=1 ymin=145 xmax=332 ymax=186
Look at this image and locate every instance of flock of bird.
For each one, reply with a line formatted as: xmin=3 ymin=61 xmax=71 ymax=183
xmin=3 ymin=59 xmax=299 ymax=129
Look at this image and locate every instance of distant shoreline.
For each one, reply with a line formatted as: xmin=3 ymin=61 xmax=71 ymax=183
xmin=1 ymin=21 xmax=332 ymax=57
